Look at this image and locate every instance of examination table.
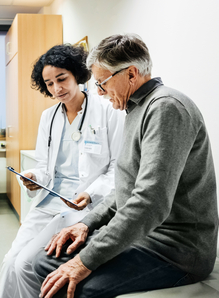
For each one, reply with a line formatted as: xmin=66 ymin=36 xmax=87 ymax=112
xmin=115 ymin=256 xmax=219 ymax=298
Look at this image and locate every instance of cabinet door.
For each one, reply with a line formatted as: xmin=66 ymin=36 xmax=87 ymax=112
xmin=6 ymin=55 xmax=20 ymax=216
xmin=17 ymin=14 xmax=61 ymax=150
xmin=5 ymin=16 xmax=18 ymax=65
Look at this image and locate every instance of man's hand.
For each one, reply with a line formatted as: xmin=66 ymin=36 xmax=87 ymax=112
xmin=45 ymin=223 xmax=89 ymax=258
xmin=40 ymin=254 xmax=92 ymax=298
xmin=20 ymin=172 xmax=42 ymax=191
xmin=61 ymin=192 xmax=91 ymax=210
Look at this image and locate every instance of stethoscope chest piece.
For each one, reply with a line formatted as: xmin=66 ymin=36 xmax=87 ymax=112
xmin=71 ymin=131 xmax=81 ymax=142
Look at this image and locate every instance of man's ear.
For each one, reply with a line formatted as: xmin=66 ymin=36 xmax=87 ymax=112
xmin=128 ymin=66 xmax=138 ymax=85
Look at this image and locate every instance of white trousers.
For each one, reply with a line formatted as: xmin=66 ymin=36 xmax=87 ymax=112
xmin=0 ymin=207 xmax=90 ymax=298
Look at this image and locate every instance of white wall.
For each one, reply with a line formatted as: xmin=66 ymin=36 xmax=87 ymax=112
xmin=46 ymin=0 xmax=219 ymax=201
xmin=0 ymin=32 xmax=6 ymax=130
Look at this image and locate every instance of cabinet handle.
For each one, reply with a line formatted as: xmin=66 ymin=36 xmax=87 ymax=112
xmin=6 ymin=42 xmax=11 ymax=55
xmin=7 ymin=125 xmax=12 ymax=138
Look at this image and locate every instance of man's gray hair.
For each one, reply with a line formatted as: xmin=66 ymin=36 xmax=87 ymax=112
xmin=87 ymin=33 xmax=152 ymax=76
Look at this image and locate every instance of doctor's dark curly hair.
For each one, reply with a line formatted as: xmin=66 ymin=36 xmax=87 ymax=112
xmin=31 ymin=44 xmax=91 ymax=97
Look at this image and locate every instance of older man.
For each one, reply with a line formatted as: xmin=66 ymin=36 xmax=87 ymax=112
xmin=33 ymin=34 xmax=218 ymax=298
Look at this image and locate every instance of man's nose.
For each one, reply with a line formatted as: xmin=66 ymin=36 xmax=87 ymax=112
xmin=97 ymin=87 xmax=106 ymax=96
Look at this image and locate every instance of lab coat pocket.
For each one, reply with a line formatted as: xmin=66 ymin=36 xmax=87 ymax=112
xmin=84 ymin=127 xmax=109 ymax=156
xmin=79 ymin=127 xmax=110 ymax=178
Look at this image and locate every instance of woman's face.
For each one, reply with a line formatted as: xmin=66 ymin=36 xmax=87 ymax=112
xmin=42 ymin=65 xmax=79 ymax=104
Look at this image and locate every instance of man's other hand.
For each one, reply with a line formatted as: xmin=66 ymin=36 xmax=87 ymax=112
xmin=40 ymin=254 xmax=91 ymax=298
xmin=45 ymin=223 xmax=89 ymax=258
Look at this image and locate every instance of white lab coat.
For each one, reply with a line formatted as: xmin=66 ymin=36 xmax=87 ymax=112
xmin=0 ymin=91 xmax=125 ymax=298
xmin=26 ymin=91 xmax=125 ymax=211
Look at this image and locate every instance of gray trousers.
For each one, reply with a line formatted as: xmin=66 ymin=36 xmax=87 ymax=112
xmin=32 ymin=237 xmax=197 ymax=298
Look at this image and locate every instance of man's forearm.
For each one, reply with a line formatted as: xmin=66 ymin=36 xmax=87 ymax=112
xmin=80 ymin=190 xmax=116 ymax=232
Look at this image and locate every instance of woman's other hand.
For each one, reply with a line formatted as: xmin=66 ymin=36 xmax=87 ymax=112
xmin=62 ymin=192 xmax=91 ymax=210
xmin=20 ymin=172 xmax=42 ymax=191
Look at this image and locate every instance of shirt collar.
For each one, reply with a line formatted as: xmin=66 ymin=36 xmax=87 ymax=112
xmin=61 ymin=92 xmax=87 ymax=115
xmin=126 ymin=77 xmax=163 ymax=113
xmin=77 ymin=95 xmax=86 ymax=115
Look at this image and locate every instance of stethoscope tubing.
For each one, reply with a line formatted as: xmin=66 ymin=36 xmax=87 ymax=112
xmin=77 ymin=91 xmax=88 ymax=133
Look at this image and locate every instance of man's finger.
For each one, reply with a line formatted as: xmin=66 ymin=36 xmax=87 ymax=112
xmin=42 ymin=275 xmax=66 ymax=298
xmin=54 ymin=233 xmax=72 ymax=257
xmin=45 ymin=234 xmax=58 ymax=251
xmin=47 ymin=229 xmax=73 ymax=256
xmin=55 ymin=240 xmax=66 ymax=258
xmin=66 ymin=238 xmax=84 ymax=255
xmin=67 ymin=280 xmax=77 ymax=298
xmin=41 ymin=270 xmax=57 ymax=291
xmin=45 ymin=239 xmax=52 ymax=251
xmin=45 ymin=278 xmax=67 ymax=298
xmin=46 ymin=234 xmax=62 ymax=255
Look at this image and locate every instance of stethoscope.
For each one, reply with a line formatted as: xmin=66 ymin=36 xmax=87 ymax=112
xmin=46 ymin=91 xmax=88 ymax=175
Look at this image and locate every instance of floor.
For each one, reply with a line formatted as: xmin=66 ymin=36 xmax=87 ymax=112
xmin=0 ymin=193 xmax=20 ymax=265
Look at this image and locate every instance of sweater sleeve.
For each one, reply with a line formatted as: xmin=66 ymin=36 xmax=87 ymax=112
xmin=80 ymin=189 xmax=117 ymax=232
xmin=79 ymin=98 xmax=197 ymax=270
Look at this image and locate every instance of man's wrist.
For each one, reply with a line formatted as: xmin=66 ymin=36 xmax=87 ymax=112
xmin=74 ymin=254 xmax=91 ymax=272
xmin=78 ymin=222 xmax=89 ymax=234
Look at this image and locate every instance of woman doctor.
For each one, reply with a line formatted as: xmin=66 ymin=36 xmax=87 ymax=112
xmin=0 ymin=44 xmax=124 ymax=298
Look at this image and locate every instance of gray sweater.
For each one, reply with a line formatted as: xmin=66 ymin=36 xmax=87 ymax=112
xmin=80 ymin=78 xmax=218 ymax=280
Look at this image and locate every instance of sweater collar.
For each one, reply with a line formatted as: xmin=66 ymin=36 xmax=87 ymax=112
xmin=126 ymin=77 xmax=163 ymax=113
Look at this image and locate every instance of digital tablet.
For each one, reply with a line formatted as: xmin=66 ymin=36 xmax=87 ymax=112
xmin=7 ymin=166 xmax=77 ymax=207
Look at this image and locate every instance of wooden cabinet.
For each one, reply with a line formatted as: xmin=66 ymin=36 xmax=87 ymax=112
xmin=6 ymin=14 xmax=62 ymax=217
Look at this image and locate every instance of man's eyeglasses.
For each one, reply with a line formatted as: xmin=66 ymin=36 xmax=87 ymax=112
xmin=95 ymin=67 xmax=128 ymax=92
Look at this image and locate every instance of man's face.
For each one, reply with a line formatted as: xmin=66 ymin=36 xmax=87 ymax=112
xmin=92 ymin=64 xmax=132 ymax=110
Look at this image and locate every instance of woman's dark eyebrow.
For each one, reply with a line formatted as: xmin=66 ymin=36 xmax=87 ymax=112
xmin=56 ymin=73 xmax=66 ymax=78
xmin=44 ymin=73 xmax=66 ymax=82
